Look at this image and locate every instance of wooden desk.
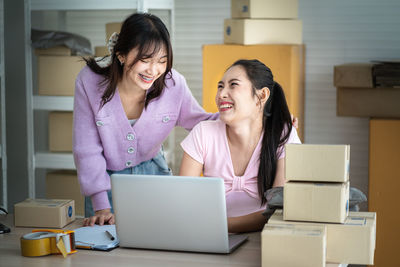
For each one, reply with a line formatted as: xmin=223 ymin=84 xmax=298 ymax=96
xmin=0 ymin=215 xmax=261 ymax=267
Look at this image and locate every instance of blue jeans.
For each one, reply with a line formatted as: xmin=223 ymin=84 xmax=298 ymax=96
xmin=85 ymin=149 xmax=172 ymax=217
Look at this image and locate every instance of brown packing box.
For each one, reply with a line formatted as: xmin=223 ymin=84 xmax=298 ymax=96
xmin=262 ymin=223 xmax=326 ymax=267
xmin=285 ymin=144 xmax=350 ymax=182
xmin=35 ymin=46 xmax=72 ymax=56
xmin=46 ymin=171 xmax=84 ymax=216
xmin=269 ymin=210 xmax=376 ymax=265
xmin=14 ymin=199 xmax=75 ymax=228
xmin=106 ymin=22 xmax=122 ymax=42
xmin=202 ymin=44 xmax=305 ymax=140
xmin=231 ymin=0 xmax=298 ymax=19
xmin=369 ymin=119 xmax=400 ymax=266
xmin=284 ymin=181 xmax=350 ymax=223
xmin=95 ymin=46 xmax=109 ymax=57
xmin=49 ymin=111 xmax=73 ymax=152
xmin=334 ymin=63 xmax=373 ymax=88
xmin=337 ymin=87 xmax=400 ymax=118
xmin=38 ymin=55 xmax=86 ymax=96
xmin=224 ymin=19 xmax=302 ymax=45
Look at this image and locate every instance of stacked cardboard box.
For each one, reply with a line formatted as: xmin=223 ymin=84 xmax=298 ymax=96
xmin=225 ymin=0 xmax=302 ymax=45
xmin=46 ymin=171 xmax=84 ymax=217
xmin=334 ymin=63 xmax=400 ymax=118
xmin=36 ymin=46 xmax=86 ymax=96
xmin=262 ymin=144 xmax=377 ymax=266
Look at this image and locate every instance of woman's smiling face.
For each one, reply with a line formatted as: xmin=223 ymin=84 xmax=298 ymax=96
xmin=215 ymin=65 xmax=264 ymax=125
xmin=119 ymin=45 xmax=168 ymax=91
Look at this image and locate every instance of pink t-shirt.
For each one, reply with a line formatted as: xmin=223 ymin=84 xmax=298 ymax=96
xmin=181 ymin=120 xmax=301 ymax=217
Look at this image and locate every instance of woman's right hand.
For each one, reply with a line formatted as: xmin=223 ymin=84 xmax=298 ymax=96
xmin=83 ymin=208 xmax=115 ymax=226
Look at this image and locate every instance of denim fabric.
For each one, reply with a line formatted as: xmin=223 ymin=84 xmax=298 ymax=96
xmin=85 ymin=149 xmax=172 ymax=217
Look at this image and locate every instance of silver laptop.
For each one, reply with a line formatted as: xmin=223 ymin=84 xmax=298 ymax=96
xmin=111 ymin=174 xmax=248 ymax=253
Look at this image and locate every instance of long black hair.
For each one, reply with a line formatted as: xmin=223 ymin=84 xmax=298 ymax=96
xmin=230 ymin=59 xmax=293 ymax=205
xmin=84 ymin=13 xmax=173 ymax=108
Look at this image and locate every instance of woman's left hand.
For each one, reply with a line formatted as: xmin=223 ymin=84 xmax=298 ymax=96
xmin=291 ymin=114 xmax=298 ymax=129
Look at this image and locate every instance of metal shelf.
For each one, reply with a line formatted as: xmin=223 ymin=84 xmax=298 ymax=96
xmin=35 ymin=152 xmax=75 ymax=169
xmin=31 ymin=0 xmax=174 ymax=11
xmin=33 ymin=95 xmax=73 ymax=111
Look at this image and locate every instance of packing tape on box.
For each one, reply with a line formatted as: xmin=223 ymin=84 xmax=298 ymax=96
xmin=20 ymin=229 xmax=77 ymax=258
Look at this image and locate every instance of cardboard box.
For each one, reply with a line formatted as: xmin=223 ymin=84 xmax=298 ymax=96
xmin=334 ymin=63 xmax=373 ymax=88
xmin=369 ymin=119 xmax=400 ymax=266
xmin=231 ymin=0 xmax=298 ymax=19
xmin=38 ymin=56 xmax=86 ymax=96
xmin=284 ymin=181 xmax=349 ymax=223
xmin=95 ymin=46 xmax=109 ymax=57
xmin=46 ymin=171 xmax=84 ymax=216
xmin=35 ymin=46 xmax=72 ymax=56
xmin=106 ymin=22 xmax=122 ymax=42
xmin=202 ymin=44 xmax=305 ymax=140
xmin=285 ymin=144 xmax=350 ymax=182
xmin=262 ymin=223 xmax=326 ymax=267
xmin=49 ymin=112 xmax=73 ymax=152
xmin=14 ymin=199 xmax=75 ymax=228
xmin=269 ymin=210 xmax=376 ymax=265
xmin=337 ymin=87 xmax=400 ymax=118
xmin=224 ymin=19 xmax=302 ymax=45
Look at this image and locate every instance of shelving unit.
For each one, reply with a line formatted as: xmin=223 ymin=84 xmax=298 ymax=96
xmin=25 ymin=0 xmax=175 ymax=198
xmin=0 ymin=0 xmax=7 ymax=210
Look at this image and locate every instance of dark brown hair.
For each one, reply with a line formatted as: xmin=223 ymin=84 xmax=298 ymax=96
xmin=230 ymin=59 xmax=293 ymax=205
xmin=84 ymin=13 xmax=173 ymax=107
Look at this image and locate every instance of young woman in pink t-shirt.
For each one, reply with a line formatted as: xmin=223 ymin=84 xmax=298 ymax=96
xmin=180 ymin=59 xmax=301 ymax=233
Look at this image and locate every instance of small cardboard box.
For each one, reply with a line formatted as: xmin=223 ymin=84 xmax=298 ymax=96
xmin=35 ymin=46 xmax=72 ymax=56
xmin=337 ymin=87 xmax=400 ymax=118
xmin=231 ymin=0 xmax=298 ymax=19
xmin=106 ymin=22 xmax=122 ymax=42
xmin=38 ymin=55 xmax=85 ymax=96
xmin=95 ymin=46 xmax=109 ymax=57
xmin=14 ymin=199 xmax=75 ymax=228
xmin=224 ymin=19 xmax=302 ymax=45
xmin=49 ymin=111 xmax=73 ymax=152
xmin=285 ymin=144 xmax=350 ymax=182
xmin=262 ymin=223 xmax=326 ymax=267
xmin=334 ymin=63 xmax=373 ymax=88
xmin=269 ymin=210 xmax=376 ymax=265
xmin=46 ymin=171 xmax=84 ymax=216
xmin=284 ymin=181 xmax=350 ymax=223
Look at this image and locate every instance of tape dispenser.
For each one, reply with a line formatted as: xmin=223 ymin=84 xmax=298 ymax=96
xmin=20 ymin=229 xmax=77 ymax=258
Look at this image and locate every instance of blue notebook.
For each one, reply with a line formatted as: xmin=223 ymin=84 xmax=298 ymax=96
xmin=74 ymin=225 xmax=119 ymax=251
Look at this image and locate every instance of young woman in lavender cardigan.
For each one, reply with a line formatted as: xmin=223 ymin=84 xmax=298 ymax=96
xmin=73 ymin=13 xmax=218 ymax=226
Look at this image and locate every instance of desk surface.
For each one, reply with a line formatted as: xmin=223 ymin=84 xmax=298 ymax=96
xmin=0 ymin=215 xmax=261 ymax=267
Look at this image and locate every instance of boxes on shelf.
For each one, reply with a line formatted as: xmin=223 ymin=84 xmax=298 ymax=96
xmin=95 ymin=46 xmax=109 ymax=57
xmin=49 ymin=111 xmax=73 ymax=152
xmin=334 ymin=63 xmax=374 ymax=88
xmin=224 ymin=19 xmax=302 ymax=45
xmin=262 ymin=223 xmax=326 ymax=267
xmin=285 ymin=144 xmax=350 ymax=182
xmin=106 ymin=22 xmax=122 ymax=42
xmin=35 ymin=45 xmax=72 ymax=56
xmin=202 ymin=44 xmax=305 ymax=140
xmin=37 ymin=55 xmax=85 ymax=96
xmin=14 ymin=199 xmax=75 ymax=228
xmin=46 ymin=171 xmax=84 ymax=217
xmin=337 ymin=87 xmax=400 ymax=118
xmin=269 ymin=210 xmax=376 ymax=265
xmin=231 ymin=0 xmax=298 ymax=19
xmin=284 ymin=181 xmax=350 ymax=223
